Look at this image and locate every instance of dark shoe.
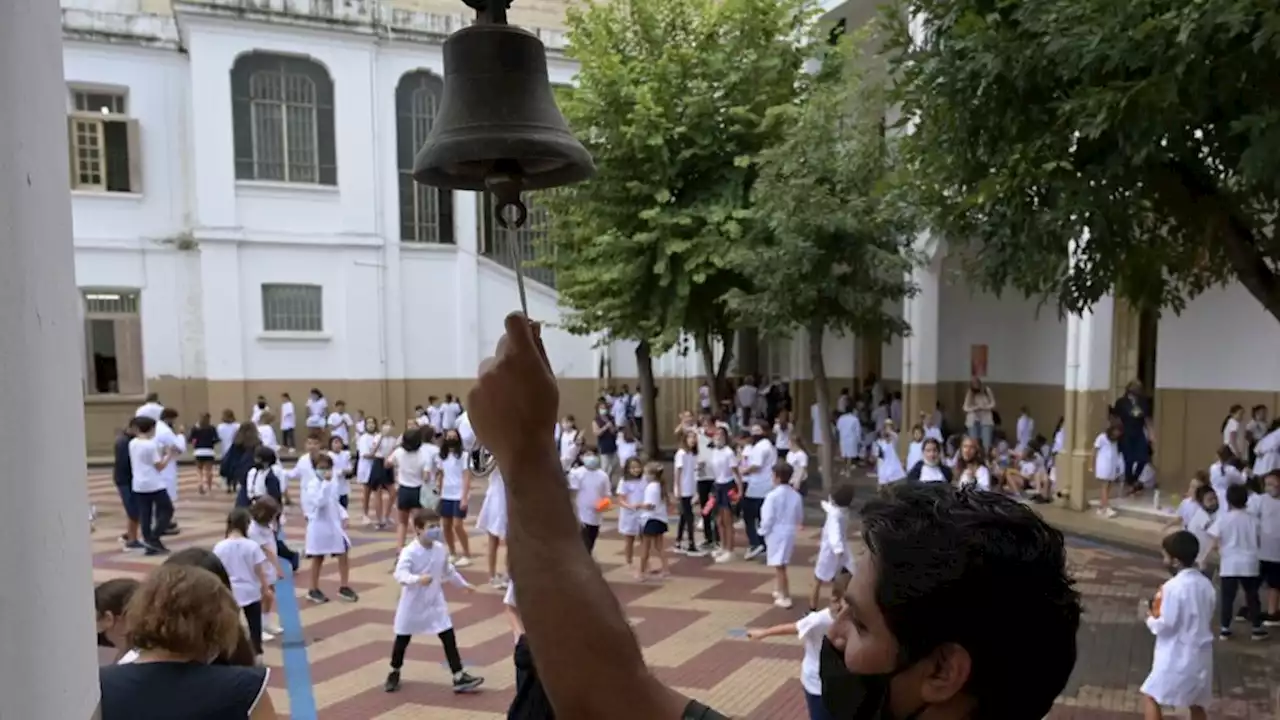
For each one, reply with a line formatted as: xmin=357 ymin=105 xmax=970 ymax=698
xmin=384 ymin=670 xmax=401 ymax=692
xmin=452 ymin=671 xmax=484 ymax=693
xmin=144 ymin=543 xmax=170 ymax=557
xmin=160 ymin=526 xmax=181 ymax=537
xmin=1250 ymin=628 xmax=1270 ymax=641
xmin=306 ymin=589 xmax=329 ymax=604
xmin=338 ymin=586 xmax=359 ymax=602
xmin=124 ymin=540 xmax=145 ymax=551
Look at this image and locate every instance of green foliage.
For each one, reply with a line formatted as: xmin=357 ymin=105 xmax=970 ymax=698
xmin=729 ymin=40 xmax=920 ymax=339
xmin=542 ymin=0 xmax=821 ymax=350
xmin=884 ymin=0 xmax=1280 ymax=320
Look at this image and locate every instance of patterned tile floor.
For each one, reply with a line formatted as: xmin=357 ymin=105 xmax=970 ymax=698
xmin=90 ymin=469 xmax=1279 ymax=719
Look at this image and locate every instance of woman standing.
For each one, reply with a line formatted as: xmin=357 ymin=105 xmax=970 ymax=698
xmin=226 ymin=423 xmax=261 ymax=507
xmin=963 ymin=376 xmax=997 ymax=450
xmin=189 ymin=413 xmax=219 ymax=495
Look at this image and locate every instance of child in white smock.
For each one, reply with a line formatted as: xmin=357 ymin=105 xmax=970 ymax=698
xmin=760 ymin=463 xmax=804 ymax=609
xmin=615 ymin=457 xmax=647 ymax=568
xmin=810 ymin=484 xmax=856 ymax=612
xmin=385 ymin=507 xmax=483 ymax=694
xmin=462 ymin=412 xmax=510 ymax=591
xmin=301 ymin=453 xmax=358 ymax=605
xmin=1140 ymin=530 xmax=1215 ymax=720
xmin=874 ymin=420 xmax=906 ymax=485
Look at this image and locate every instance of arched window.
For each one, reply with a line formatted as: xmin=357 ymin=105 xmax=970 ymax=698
xmin=231 ymin=52 xmax=336 ymax=185
xmin=396 ymin=71 xmax=453 ymax=243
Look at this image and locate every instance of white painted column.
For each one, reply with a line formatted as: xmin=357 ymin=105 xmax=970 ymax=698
xmin=901 ymin=257 xmax=941 ymax=447
xmin=0 ymin=1 xmax=101 ymax=717
xmin=1059 ymin=232 xmax=1115 ymax=509
xmin=455 ymin=191 xmax=481 ymax=372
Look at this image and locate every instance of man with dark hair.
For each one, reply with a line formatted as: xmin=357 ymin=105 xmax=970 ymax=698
xmin=463 ymin=313 xmax=1083 ymax=720
xmin=822 ymin=483 xmax=1081 ymax=718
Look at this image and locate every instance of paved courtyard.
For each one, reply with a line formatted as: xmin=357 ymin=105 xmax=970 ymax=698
xmin=89 ymin=468 xmax=1278 ymax=719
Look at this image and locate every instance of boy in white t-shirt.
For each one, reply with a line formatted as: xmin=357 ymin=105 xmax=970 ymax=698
xmin=1247 ymin=470 xmax=1280 ymax=625
xmin=1091 ymin=422 xmax=1124 ymax=519
xmin=568 ymin=450 xmax=612 ymax=555
xmin=1208 ymin=484 xmax=1267 ymax=640
xmin=746 ymin=571 xmax=852 ymax=717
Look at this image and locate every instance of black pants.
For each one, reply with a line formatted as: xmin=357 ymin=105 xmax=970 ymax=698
xmin=391 ymin=628 xmax=463 ymax=674
xmin=509 ymin=634 xmax=554 ymax=718
xmin=581 ymin=523 xmax=600 ymax=554
xmin=677 ymin=497 xmax=697 ymax=547
xmin=696 ymin=480 xmax=718 ymax=545
xmin=1221 ymin=576 xmax=1263 ymax=630
xmin=243 ymin=601 xmax=263 ymax=655
xmin=136 ymin=489 xmax=173 ymax=546
xmin=741 ymin=496 xmax=765 ymax=549
xmin=282 ymin=428 xmax=295 ymax=448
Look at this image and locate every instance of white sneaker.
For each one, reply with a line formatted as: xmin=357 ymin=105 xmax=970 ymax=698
xmin=713 ymin=550 xmax=733 ymax=563
xmin=264 ymin=624 xmax=284 ymax=636
xmin=772 ymin=591 xmax=783 ymax=600
xmin=362 ymin=514 xmax=374 ymax=527
xmin=261 ymin=631 xmax=276 ymax=643
xmin=744 ymin=546 xmax=765 ymax=561
xmin=773 ymin=596 xmax=793 ymax=609
xmin=490 ymin=577 xmax=508 ymax=590
xmin=448 ymin=554 xmax=458 ymax=564
xmin=1097 ymin=507 xmax=1118 ymax=519
xmin=454 ymin=556 xmax=473 ymax=568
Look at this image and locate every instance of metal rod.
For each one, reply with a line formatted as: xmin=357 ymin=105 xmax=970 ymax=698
xmin=496 ymin=200 xmax=530 ymax=318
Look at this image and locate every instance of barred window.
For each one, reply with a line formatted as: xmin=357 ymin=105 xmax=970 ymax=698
xmin=81 ymin=290 xmax=143 ymax=395
xmin=232 ymin=52 xmax=336 ymax=185
xmin=478 ymin=192 xmax=555 ymax=288
xmin=261 ymin=284 xmax=323 ymax=332
xmin=396 ymin=70 xmax=453 ymax=243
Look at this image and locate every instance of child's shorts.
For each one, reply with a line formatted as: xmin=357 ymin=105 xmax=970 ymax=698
xmin=1261 ymin=560 xmax=1280 ymax=588
xmin=642 ymin=519 xmax=668 ymax=536
xmin=396 ymin=485 xmax=423 ymax=512
xmin=439 ymin=498 xmax=468 ymax=519
xmin=713 ymin=483 xmax=736 ymax=508
xmin=339 ymin=494 xmax=349 ymax=510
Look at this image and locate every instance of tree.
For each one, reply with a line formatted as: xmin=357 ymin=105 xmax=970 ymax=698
xmin=543 ymin=0 xmax=818 ymax=457
xmin=728 ymin=41 xmax=919 ymax=489
xmin=884 ymin=0 xmax=1280 ymax=321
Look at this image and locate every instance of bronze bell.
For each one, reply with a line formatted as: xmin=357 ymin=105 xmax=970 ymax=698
xmin=412 ymin=16 xmax=595 ymax=192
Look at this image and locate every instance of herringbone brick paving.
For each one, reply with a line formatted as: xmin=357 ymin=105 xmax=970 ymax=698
xmin=89 ymin=469 xmax=1278 ymax=719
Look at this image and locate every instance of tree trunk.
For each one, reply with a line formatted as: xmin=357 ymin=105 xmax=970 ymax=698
xmin=808 ymin=321 xmax=835 ymax=493
xmin=696 ymin=328 xmax=736 ymax=413
xmin=636 ymin=340 xmax=660 ymax=460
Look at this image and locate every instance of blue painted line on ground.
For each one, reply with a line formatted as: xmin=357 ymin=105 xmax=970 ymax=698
xmin=277 ymin=563 xmax=319 ymax=720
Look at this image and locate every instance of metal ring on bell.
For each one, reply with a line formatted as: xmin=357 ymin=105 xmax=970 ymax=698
xmin=468 ymin=446 xmax=499 ymax=478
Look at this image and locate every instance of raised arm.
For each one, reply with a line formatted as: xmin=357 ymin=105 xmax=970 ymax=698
xmin=469 ymin=315 xmax=693 ymax=720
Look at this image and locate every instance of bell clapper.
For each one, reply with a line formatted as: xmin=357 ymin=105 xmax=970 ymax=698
xmin=486 ymin=171 xmax=531 ymax=318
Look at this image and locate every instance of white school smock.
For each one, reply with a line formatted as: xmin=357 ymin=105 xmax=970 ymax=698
xmin=1139 ymin=568 xmax=1215 ymax=709
xmin=836 ymin=413 xmax=860 ymax=459
xmin=256 ymin=424 xmax=279 ymax=452
xmin=1252 ymin=429 xmax=1280 ymax=476
xmin=301 ymin=471 xmax=350 ymax=557
xmin=1208 ymin=461 xmax=1245 ymax=500
xmin=1092 ymin=434 xmax=1122 ymax=481
xmin=774 ymin=422 xmax=792 ymax=451
xmin=1186 ymin=508 xmax=1216 ymax=568
xmin=330 ymin=450 xmax=352 ymax=497
xmin=615 ymin=478 xmax=646 ymax=535
xmin=475 ymin=468 xmax=508 ymax=539
xmin=280 ymin=401 xmax=296 ymax=431
xmin=814 ymin=500 xmax=854 ymax=582
xmin=392 ymin=539 xmax=472 ymax=636
xmin=811 ymin=403 xmax=825 ymax=445
xmin=306 ymin=397 xmax=328 ymax=428
xmin=875 ymin=437 xmax=905 ymax=485
xmin=569 ymin=467 xmax=611 ymax=526
xmin=760 ymin=484 xmax=803 ymax=567
xmin=1248 ymin=492 xmax=1280 ymax=563
xmin=905 ymin=441 xmax=923 ymax=471
xmin=1016 ymin=415 xmax=1035 ymax=449
xmin=1209 ymin=509 xmax=1260 ymax=578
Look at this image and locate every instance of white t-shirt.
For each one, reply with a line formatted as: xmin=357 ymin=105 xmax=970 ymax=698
xmin=558 ymin=428 xmax=580 ymax=462
xmin=442 ymin=401 xmax=462 ymax=430
xmin=917 ymin=463 xmax=947 ymax=483
xmin=1209 ymin=461 xmax=1245 ymax=500
xmin=674 ymin=449 xmax=698 ymax=498
xmin=796 ymin=608 xmax=835 ymax=695
xmin=280 ymin=401 xmax=296 ymax=430
xmin=745 ymin=439 xmax=777 ymax=499
xmin=1223 ymin=417 xmax=1241 ymax=449
xmin=257 ymin=424 xmax=278 ymax=451
xmin=699 ymin=385 xmax=711 ymax=410
xmin=440 ymin=452 xmax=467 ymax=501
xmin=330 ymin=450 xmax=352 ymax=496
xmin=1209 ymin=508 xmax=1260 ymax=577
xmin=1187 ymin=507 xmax=1215 ymax=567
xmin=134 ymin=401 xmax=164 ymax=421
xmin=630 ymin=392 xmax=643 ymax=418
xmin=617 ymin=439 xmax=638 ymax=465
xmin=251 ymin=405 xmax=269 ymax=425
xmin=1248 ymin=493 xmax=1280 ymax=563
xmin=640 ymin=481 xmax=668 ymax=525
xmin=327 ymin=412 xmax=352 ymax=443
xmin=709 ymin=446 xmax=737 ymax=485
xmin=129 ymin=437 xmax=166 ymax=494
xmin=774 ymin=422 xmax=792 ymax=451
xmin=390 ymin=445 xmax=440 ymax=489
xmin=1092 ymin=433 xmax=1121 ymax=481
xmin=569 ymin=467 xmax=612 ymax=526
xmin=212 ymin=536 xmax=266 ymax=608
xmin=785 ymin=450 xmax=808 ymax=484
xmin=735 ymin=384 xmax=758 ymax=410
xmin=306 ymin=397 xmax=328 ymax=427
xmin=216 ymin=422 xmax=238 ymax=453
